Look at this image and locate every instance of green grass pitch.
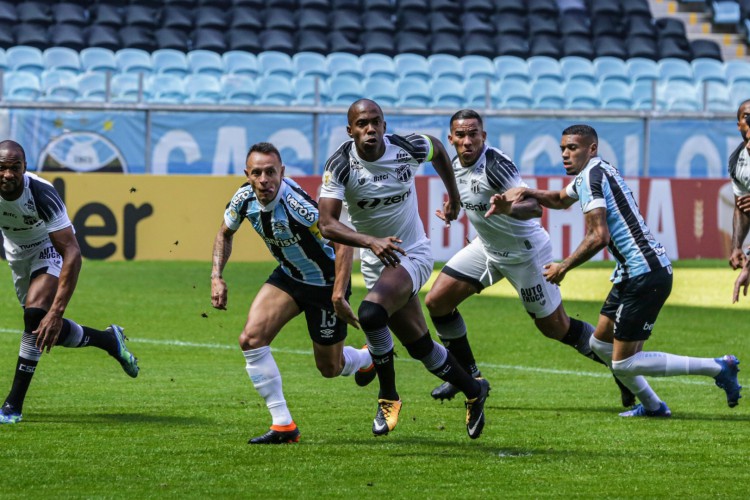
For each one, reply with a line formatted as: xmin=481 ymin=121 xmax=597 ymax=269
xmin=1 ymin=260 xmax=748 ymax=498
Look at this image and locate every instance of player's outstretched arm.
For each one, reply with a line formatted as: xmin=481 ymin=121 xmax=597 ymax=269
xmin=484 ymin=192 xmax=542 ymax=220
xmin=730 ymin=196 xmax=750 ymax=269
xmin=426 ymin=135 xmax=461 ymax=223
xmin=36 ymin=226 xmax=82 ymax=352
xmin=544 ymin=207 xmax=609 ymax=285
xmin=733 ymin=259 xmax=750 ymax=303
xmin=331 ymin=242 xmax=359 ymax=329
xmin=211 ymin=222 xmax=235 ymax=310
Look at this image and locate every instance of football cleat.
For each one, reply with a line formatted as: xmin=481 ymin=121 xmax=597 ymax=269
xmin=248 ymin=423 xmax=300 ymax=444
xmin=431 ymin=381 xmax=460 ymax=401
xmin=354 ymin=363 xmax=376 ymax=387
xmin=619 ymin=402 xmax=672 ymax=418
xmin=0 ymin=403 xmax=22 ymax=424
xmin=613 ymin=375 xmax=636 ymax=408
xmin=108 ymin=324 xmax=139 ymax=378
xmin=465 ymin=378 xmax=490 ymax=440
xmin=372 ymin=399 xmax=401 ymax=436
xmin=714 ymin=355 xmax=742 ymax=408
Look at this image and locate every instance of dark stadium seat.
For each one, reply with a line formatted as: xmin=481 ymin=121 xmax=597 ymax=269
xmin=297 ymin=8 xmax=330 ymax=31
xmin=430 ymin=32 xmax=463 ymax=57
xmin=559 ymin=11 xmax=591 ymax=38
xmin=166 ymin=0 xmax=197 ymax=6
xmin=495 ymin=0 xmax=527 ymax=15
xmin=363 ymin=0 xmax=393 ymax=12
xmin=691 ymin=39 xmax=723 ymax=60
xmin=226 ymin=29 xmax=261 ymax=52
xmin=399 ymin=0 xmax=429 ymax=11
xmin=119 ymin=26 xmax=156 ymax=52
xmin=86 ymin=25 xmax=121 ymax=51
xmin=432 ymin=0 xmax=461 ymax=12
xmin=528 ymin=0 xmax=558 ymax=16
xmin=264 ymin=8 xmax=296 ymax=32
xmin=627 ymin=15 xmax=658 ymax=39
xmin=529 ymin=34 xmax=562 ymax=58
xmin=462 ymin=13 xmax=495 ymax=35
xmin=622 ymin=0 xmax=652 ymax=18
xmin=528 ymin=14 xmax=560 ymax=37
xmin=163 ymin=7 xmax=195 ymax=32
xmin=196 ymin=0 xmax=231 ymax=7
xmin=194 ymin=7 xmax=227 ymax=30
xmin=626 ymin=36 xmax=659 ymax=60
xmin=259 ymin=30 xmax=296 ymax=54
xmin=655 ymin=17 xmax=687 ymax=39
xmin=231 ymin=7 xmax=264 ymax=31
xmin=266 ymin=0 xmax=297 ymax=8
xmin=124 ymin=6 xmax=159 ymax=31
xmin=594 ymin=36 xmax=627 ymax=59
xmin=361 ymin=30 xmax=395 ymax=55
xmin=590 ymin=15 xmax=624 ymax=39
xmin=332 ymin=0 xmax=360 ymax=9
xmin=331 ymin=9 xmax=362 ymax=33
xmin=463 ymin=33 xmax=496 ymax=58
xmin=329 ymin=30 xmax=362 ymax=54
xmin=365 ymin=10 xmax=396 ymax=33
xmin=431 ymin=12 xmax=462 ymax=34
xmin=232 ymin=0 xmax=264 ymax=7
xmin=13 ymin=24 xmax=48 ymax=49
xmin=52 ymin=3 xmax=88 ymax=26
xmin=17 ymin=2 xmax=51 ymax=26
xmin=155 ymin=28 xmax=190 ymax=51
xmin=0 ymin=2 xmax=17 ymax=25
xmin=588 ymin=0 xmax=620 ymax=18
xmin=296 ymin=29 xmax=328 ymax=53
xmin=91 ymin=4 xmax=123 ymax=29
xmin=395 ymin=32 xmax=430 ymax=56
xmin=493 ymin=13 xmax=527 ymax=37
xmin=299 ymin=0 xmax=329 ymax=8
xmin=495 ymin=34 xmax=529 ymax=58
xmin=462 ymin=0 xmax=494 ymax=15
xmin=0 ymin=27 xmax=13 ymax=49
xmin=397 ymin=9 xmax=429 ymax=33
xmin=562 ymin=35 xmax=595 ymax=59
xmin=658 ymin=37 xmax=692 ymax=61
xmin=49 ymin=24 xmax=87 ymax=52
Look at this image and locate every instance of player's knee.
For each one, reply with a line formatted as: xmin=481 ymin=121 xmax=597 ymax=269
xmin=358 ymin=300 xmax=388 ymax=331
xmin=23 ymin=307 xmax=47 ymax=333
xmin=238 ymin=330 xmax=266 ymax=350
xmin=424 ymin=291 xmax=449 ymax=316
xmin=611 ymin=358 xmax=636 ymax=377
xmin=315 ymin=358 xmax=341 ymax=378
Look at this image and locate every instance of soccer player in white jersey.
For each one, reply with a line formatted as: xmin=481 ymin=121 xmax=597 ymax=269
xmin=727 ymin=99 xmax=750 ymax=271
xmin=499 ymin=124 xmax=741 ymax=416
xmin=211 ymin=142 xmax=373 ymax=444
xmin=0 ymin=140 xmax=139 ymax=425
xmin=424 ymin=110 xmax=634 ymax=407
xmin=318 ymin=99 xmax=490 ymax=439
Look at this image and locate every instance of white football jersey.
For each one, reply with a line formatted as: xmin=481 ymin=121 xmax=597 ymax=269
xmin=732 ymin=147 xmax=750 ymax=196
xmin=454 ymin=145 xmax=549 ymax=263
xmin=0 ymin=173 xmax=72 ymax=259
xmin=320 ymin=134 xmax=431 ymax=249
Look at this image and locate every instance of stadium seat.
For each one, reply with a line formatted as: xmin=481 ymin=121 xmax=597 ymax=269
xmin=220 ymin=73 xmax=257 ymax=104
xmin=431 ymin=77 xmax=465 ymax=108
xmin=658 ymin=37 xmax=692 ymax=61
xmin=327 ymin=52 xmax=364 ymax=79
xmin=91 ymin=4 xmax=123 ymax=28
xmin=184 ymin=74 xmax=222 ymax=103
xmin=495 ymin=0 xmax=526 ymax=16
xmin=703 ymin=81 xmax=733 ymax=111
xmin=85 ymin=25 xmax=121 ymax=52
xmin=231 ymin=7 xmax=263 ymax=30
xmin=430 ymin=33 xmax=463 ymax=57
xmin=43 ymin=47 xmax=82 ymax=74
xmin=297 ymin=8 xmax=329 ymax=31
xmin=395 ymin=32 xmax=430 ymax=57
xmin=560 ymin=56 xmax=596 ymax=83
xmin=119 ymin=26 xmax=156 ymax=52
xmin=293 ymin=75 xmax=330 ymax=105
xmin=41 ymin=69 xmax=79 ymax=102
xmin=726 ymin=59 xmax=750 ymax=85
xmin=81 ymin=47 xmax=118 ymax=74
xmin=363 ymin=0 xmax=393 ymax=11
xmin=623 ymin=0 xmax=652 ymax=17
xmin=627 ymin=57 xmax=659 ymax=83
xmin=428 ymin=54 xmax=464 ymax=82
xmin=111 ymin=73 xmax=148 ymax=102
xmin=3 ymin=71 xmax=41 ymax=101
xmin=12 ymin=24 xmax=48 ymax=50
xmin=397 ymin=77 xmax=432 ymax=107
xmin=529 ymin=0 xmax=557 ymax=16
xmin=594 ymin=56 xmax=630 ymax=84
xmin=221 ymin=51 xmax=259 ymax=78
xmin=366 ymin=10 xmax=396 ymax=33
xmin=0 ymin=25 xmax=13 ymax=49
xmin=691 ymin=58 xmax=726 ymax=84
xmin=394 ymin=53 xmax=431 ymax=82
xmin=691 ymin=39 xmax=723 ymax=61
xmin=292 ymin=51 xmax=329 ymax=80
xmin=257 ymin=74 xmax=294 ymax=105
xmin=594 ymin=35 xmax=627 ymax=59
xmin=76 ymin=71 xmax=108 ymax=102
xmin=710 ymin=1 xmax=741 ymax=26
xmin=148 ymin=74 xmax=187 ymax=103
xmin=17 ymin=2 xmax=51 ymax=25
xmin=6 ymin=46 xmax=44 ymax=76
xmin=187 ymin=50 xmax=224 ymax=77
xmin=328 ymin=31 xmax=362 ymax=55
xmin=626 ymin=15 xmax=657 ymax=40
xmin=493 ymin=12 xmax=527 ymax=37
xmin=226 ymin=29 xmax=261 ymax=53
xmin=730 ymin=81 xmax=750 ymax=108
xmin=464 ymin=77 xmax=498 ymax=108
xmin=495 ymin=79 xmax=532 ymax=109
xmin=461 ymin=55 xmax=496 ymax=81
xmin=331 ymin=9 xmax=362 ymax=33
xmin=0 ymin=49 xmax=8 ymax=72
xmin=431 ymin=0 xmax=461 ymax=13
xmin=328 ymin=75 xmax=364 ymax=106
xmin=397 ymin=9 xmax=429 ymax=34
xmin=152 ymin=49 xmax=189 ymax=76
xmin=259 ymin=30 xmax=296 ymax=55
xmin=626 ymin=35 xmax=659 ymax=60
xmin=124 ymin=5 xmax=159 ymax=31
xmin=528 ymin=14 xmax=559 ymax=38
xmin=659 ymin=58 xmax=694 ymax=83
xmin=0 ymin=2 xmax=17 ymax=25
xmin=598 ymin=80 xmax=633 ymax=110
xmin=496 ymin=34 xmax=529 ymax=58
xmin=559 ymin=10 xmax=590 ymax=38
xmin=155 ymin=28 xmax=190 ymax=52
xmin=461 ymin=13 xmax=494 ymax=36
xmin=361 ymin=53 xmax=397 ymax=79
xmin=527 ymin=55 xmax=563 ymax=83
xmin=562 ymin=35 xmax=595 ymax=59
xmin=463 ymin=33 xmax=496 ymax=58
xmin=494 ymin=55 xmax=530 ymax=83
xmin=52 ymin=3 xmax=87 ymax=26
xmin=531 ymin=79 xmax=565 ymax=108
xmin=589 ymin=0 xmax=620 ymax=18
xmin=632 ymin=79 xmax=664 ymax=110
xmin=529 ymin=34 xmax=562 ymax=58
xmin=195 ymin=6 xmax=228 ymax=30
xmin=258 ymin=51 xmax=295 ymax=79
xmin=463 ymin=0 xmax=495 ymax=15
xmin=564 ymin=80 xmax=600 ymax=109
xmin=162 ymin=6 xmax=194 ymax=31
xmin=115 ymin=48 xmax=153 ymax=75
xmin=49 ymin=24 xmax=87 ymax=52
xmin=297 ymin=30 xmax=329 ymax=54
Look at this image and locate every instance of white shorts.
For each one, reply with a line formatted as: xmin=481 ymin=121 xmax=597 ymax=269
xmin=443 ymin=237 xmax=562 ymax=318
xmin=7 ymin=241 xmax=63 ymax=305
xmin=360 ymin=237 xmax=434 ymax=296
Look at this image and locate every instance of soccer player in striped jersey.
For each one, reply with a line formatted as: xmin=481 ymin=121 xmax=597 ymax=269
xmin=318 ymin=100 xmax=490 ymax=439
xmin=424 ymin=110 xmax=634 ymax=407
xmin=0 ymin=140 xmax=139 ymax=425
xmin=211 ymin=142 xmax=373 ymax=444
xmin=499 ymin=124 xmax=742 ymax=416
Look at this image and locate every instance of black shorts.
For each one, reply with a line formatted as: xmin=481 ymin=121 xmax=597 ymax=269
xmin=600 ymin=266 xmax=673 ymax=342
xmin=266 ymin=266 xmax=350 ymax=346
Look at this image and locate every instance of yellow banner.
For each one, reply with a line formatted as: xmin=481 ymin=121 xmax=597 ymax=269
xmin=39 ymin=173 xmax=271 ymax=262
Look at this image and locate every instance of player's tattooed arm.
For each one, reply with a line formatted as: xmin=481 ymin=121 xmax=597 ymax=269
xmin=211 ymin=222 xmax=235 ymax=310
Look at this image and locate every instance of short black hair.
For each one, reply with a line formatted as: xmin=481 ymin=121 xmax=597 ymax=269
xmin=246 ymin=142 xmax=281 ymax=163
xmin=737 ymin=99 xmax=750 ymax=121
xmin=0 ymin=140 xmax=26 ymax=161
xmin=449 ymin=109 xmax=483 ymax=129
xmin=562 ymin=124 xmax=598 ymax=144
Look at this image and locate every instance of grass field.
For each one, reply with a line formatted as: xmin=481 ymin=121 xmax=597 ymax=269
xmin=1 ymin=260 xmax=748 ymax=498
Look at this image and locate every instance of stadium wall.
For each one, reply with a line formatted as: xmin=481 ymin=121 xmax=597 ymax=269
xmin=6 ymin=173 xmax=734 ymax=262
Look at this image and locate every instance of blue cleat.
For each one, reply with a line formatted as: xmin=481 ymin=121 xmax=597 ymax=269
xmin=714 ymin=355 xmax=742 ymax=408
xmin=108 ymin=325 xmax=139 ymax=378
xmin=619 ymin=402 xmax=672 ymax=418
xmin=0 ymin=403 xmax=22 ymax=424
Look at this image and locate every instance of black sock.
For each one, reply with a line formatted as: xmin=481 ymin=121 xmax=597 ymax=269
xmin=371 ymin=350 xmax=398 ymax=400
xmin=560 ymin=318 xmax=593 ymax=353
xmin=431 ymin=352 xmax=481 ymax=399
xmin=442 ymin=335 xmax=480 ymax=377
xmin=81 ymin=326 xmax=119 ymax=355
xmin=5 ymin=355 xmax=38 ymax=413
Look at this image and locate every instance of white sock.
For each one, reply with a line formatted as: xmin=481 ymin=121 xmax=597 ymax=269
xmin=590 ymin=336 xmax=663 ymax=411
xmin=340 ymin=346 xmax=373 ymax=376
xmin=611 ymin=352 xmax=721 ymax=378
xmin=243 ymin=346 xmax=292 ymax=426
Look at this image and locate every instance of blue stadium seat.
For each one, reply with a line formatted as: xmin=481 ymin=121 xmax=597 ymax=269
xmin=220 ymin=74 xmax=258 ymax=104
xmin=397 ymin=77 xmax=432 ymax=107
xmin=6 ymin=46 xmax=44 ymax=76
xmin=631 ymin=79 xmax=661 ymax=109
xmin=590 ymin=0 xmax=621 ymax=18
xmin=564 ymin=80 xmax=601 ymax=109
xmin=363 ymin=77 xmax=399 ymax=107
xmin=394 ymin=53 xmax=431 ymax=82
xmin=90 ymin=4 xmax=123 ymax=28
xmin=495 ymin=0 xmax=527 ymax=15
xmin=292 ymin=52 xmax=329 ymax=80
xmin=327 ymin=52 xmax=364 ymax=79
xmin=162 ymin=6 xmax=193 ymax=31
xmin=703 ymin=81 xmax=733 ymax=111
xmin=594 ymin=56 xmax=629 ymax=84
xmin=427 ymin=54 xmax=463 ymax=82
xmin=461 ymin=55 xmax=496 ymax=81
xmin=361 ymin=53 xmax=397 ymax=80
xmin=3 ymin=71 xmax=41 ymax=101
xmin=80 ymin=48 xmax=117 ymax=74
xmin=184 ymin=74 xmax=222 ymax=104
xmin=297 ymin=8 xmax=329 ymax=31
xmin=527 ymin=55 xmax=563 ymax=83
xmin=598 ymin=80 xmax=633 ymax=110
xmin=495 ymin=79 xmax=532 ymax=109
xmin=730 ymin=81 xmax=750 ymax=108
xmin=494 ymin=55 xmax=530 ymax=83
xmin=626 ymin=57 xmax=659 ymax=83
xmin=17 ymin=2 xmax=51 ymax=25
xmin=658 ymin=57 xmax=694 ymax=83
xmin=710 ymin=1 xmax=741 ymax=26
xmin=431 ymin=77 xmax=465 ymax=108
xmin=328 ymin=75 xmax=364 ymax=106
xmin=115 ymin=48 xmax=153 ymax=75
xmin=257 ymin=74 xmax=295 ymax=105
xmin=195 ymin=6 xmax=227 ymax=30
xmin=148 ymin=74 xmax=187 ymax=103
xmin=258 ymin=51 xmax=295 ymax=79
xmin=531 ymin=79 xmax=565 ymax=109
xmin=111 ymin=73 xmax=149 ymax=103
xmin=76 ymin=72 xmax=108 ymax=102
xmin=40 ymin=69 xmax=80 ymax=102
xmin=465 ymin=78 xmax=499 ymax=108
xmin=726 ymin=59 xmax=750 ymax=85
xmin=493 ymin=12 xmax=526 ymax=37
xmin=691 ymin=58 xmax=727 ymax=84
xmin=560 ymin=56 xmax=596 ymax=83
xmin=187 ymin=50 xmax=224 ymax=77
xmin=43 ymin=47 xmax=82 ymax=74
xmin=231 ymin=6 xmax=263 ymax=31
xmin=13 ymin=23 xmax=48 ymax=50
xmin=293 ymin=76 xmax=331 ymax=105
xmin=124 ymin=5 xmax=159 ymax=30
xmin=222 ymin=51 xmax=259 ymax=77
xmin=529 ymin=0 xmax=558 ymax=16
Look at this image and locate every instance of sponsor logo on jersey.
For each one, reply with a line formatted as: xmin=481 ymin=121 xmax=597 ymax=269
xmin=358 ymin=176 xmax=367 ymax=186
xmin=285 ymin=193 xmax=316 ymax=223
xmin=3 ymin=211 xmax=17 ymax=218
xmin=460 ymin=201 xmax=488 ymax=211
xmin=349 ymin=157 xmax=362 ymax=170
xmin=38 ymin=246 xmax=59 ymax=260
xmin=19 ymin=241 xmax=43 ymax=250
xmin=356 ymin=188 xmax=411 ymax=209
xmin=395 ymin=149 xmax=410 ymax=164
xmin=395 ymin=164 xmax=412 ymax=183
xmin=373 ymin=174 xmax=387 ymax=182
xmin=263 ymin=233 xmax=302 ymax=247
xmin=320 ymin=328 xmax=334 ymax=338
xmin=520 ymin=284 xmax=545 ymax=304
xmin=23 ymin=215 xmax=38 ymax=226
xmin=642 ymin=322 xmax=654 ymax=332
xmin=230 ymin=190 xmax=251 ymax=208
xmin=24 ymin=199 xmax=35 ymax=210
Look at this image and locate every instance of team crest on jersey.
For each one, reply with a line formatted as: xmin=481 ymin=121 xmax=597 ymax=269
xmin=470 ymin=178 xmax=480 ymax=194
xmin=395 ymin=149 xmax=410 ymax=164
xmin=322 ymin=171 xmax=332 ymax=186
xmin=272 ymin=221 xmax=288 ymax=232
xmin=395 ymin=164 xmax=412 ymax=183
xmin=228 ymin=209 xmax=238 ymax=220
xmin=576 ymin=176 xmax=583 ymax=187
xmin=23 ymin=215 xmax=37 ymax=226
